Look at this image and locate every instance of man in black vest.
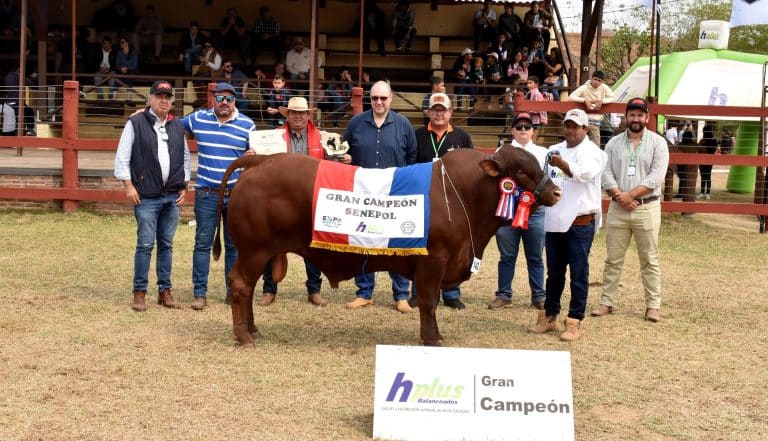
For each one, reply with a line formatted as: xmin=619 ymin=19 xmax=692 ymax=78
xmin=114 ymin=80 xmax=191 ymax=312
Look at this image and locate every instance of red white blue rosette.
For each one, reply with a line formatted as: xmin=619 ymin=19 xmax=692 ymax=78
xmin=495 ymin=178 xmax=517 ymax=220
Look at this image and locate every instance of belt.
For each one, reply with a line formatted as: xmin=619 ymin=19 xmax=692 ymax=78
xmin=636 ymin=195 xmax=659 ymax=205
xmin=572 ymin=213 xmax=595 ymax=226
xmin=197 ymin=187 xmax=232 ymax=197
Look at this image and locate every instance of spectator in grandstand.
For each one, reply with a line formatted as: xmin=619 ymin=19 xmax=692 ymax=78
xmin=506 ymin=50 xmax=528 ymax=83
xmin=473 ymin=0 xmax=498 ymax=52
xmin=525 ymin=76 xmax=548 ymax=142
xmin=568 ymin=70 xmax=615 ymax=146
xmin=115 ymin=36 xmax=139 ymax=90
xmin=322 ymin=67 xmax=353 ymax=128
xmin=90 ymin=35 xmax=118 ymax=100
xmin=1 ymin=92 xmax=17 ymax=136
xmin=470 ymin=55 xmax=486 ymax=108
xmin=485 ymin=52 xmax=505 ymax=93
xmin=131 ymin=4 xmax=163 ymax=63
xmin=497 ymin=3 xmax=524 ymax=52
xmin=218 ymin=59 xmax=250 ymax=112
xmin=392 ymin=0 xmax=416 ymax=53
xmin=451 ymin=48 xmax=474 ymax=110
xmin=250 ymin=6 xmax=282 ymax=65
xmin=285 ymin=37 xmax=311 ymax=92
xmin=542 ymin=46 xmax=564 ymax=101
xmin=3 ymin=65 xmax=36 ymax=135
xmin=193 ymin=41 xmax=222 ymax=106
xmin=219 ymin=7 xmax=247 ymax=63
xmin=265 ymin=74 xmax=290 ymax=129
xmin=525 ymin=38 xmax=547 ymax=84
xmin=523 ymin=1 xmax=552 ymax=52
xmin=490 ymin=33 xmax=511 ymax=73
xmin=363 ymin=0 xmax=386 ymax=56
xmin=178 ymin=20 xmax=205 ymax=75
xmin=421 ymin=76 xmax=446 ymax=126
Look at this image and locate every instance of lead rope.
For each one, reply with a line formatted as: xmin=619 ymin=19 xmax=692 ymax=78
xmin=439 ymin=159 xmax=477 ymax=259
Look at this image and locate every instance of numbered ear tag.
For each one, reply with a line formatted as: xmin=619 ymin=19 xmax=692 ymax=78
xmin=470 ymin=257 xmax=482 ymax=273
xmin=627 ymin=165 xmax=636 ymax=176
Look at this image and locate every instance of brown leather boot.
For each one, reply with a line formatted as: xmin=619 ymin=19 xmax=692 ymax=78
xmin=157 ymin=288 xmax=180 ymax=309
xmin=308 ymin=292 xmax=327 ymax=307
xmin=528 ymin=310 xmax=560 ymax=334
xmin=560 ymin=317 xmax=581 ymax=341
xmin=132 ymin=290 xmax=147 ymax=312
xmin=258 ymin=293 xmax=276 ymax=307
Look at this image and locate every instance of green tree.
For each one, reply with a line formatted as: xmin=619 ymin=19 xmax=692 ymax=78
xmin=600 ymin=24 xmax=651 ymax=80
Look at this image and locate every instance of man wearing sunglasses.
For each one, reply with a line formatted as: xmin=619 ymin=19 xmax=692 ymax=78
xmin=115 ymin=80 xmax=191 ymax=312
xmin=411 ymin=92 xmax=473 ymax=310
xmin=342 ymin=80 xmax=417 ymax=313
xmin=488 ymin=112 xmax=548 ymax=313
xmin=183 ymin=82 xmax=256 ymax=310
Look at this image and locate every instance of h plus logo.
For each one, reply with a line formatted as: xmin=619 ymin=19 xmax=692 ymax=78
xmin=356 ymin=221 xmax=367 ymax=232
xmin=385 ymin=372 xmax=464 ymax=402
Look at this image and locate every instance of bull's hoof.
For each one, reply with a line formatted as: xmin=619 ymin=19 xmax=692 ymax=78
xmin=422 ymin=339 xmax=444 ymax=347
xmin=250 ymin=330 xmax=263 ymax=339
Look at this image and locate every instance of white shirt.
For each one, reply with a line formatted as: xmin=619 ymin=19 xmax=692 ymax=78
xmin=285 ymin=48 xmax=311 ymax=75
xmin=665 ymin=127 xmax=677 ymax=145
xmin=1 ymin=102 xmax=16 ymax=133
xmin=543 ymin=137 xmax=607 ymax=232
xmin=507 ymin=139 xmax=548 ymax=169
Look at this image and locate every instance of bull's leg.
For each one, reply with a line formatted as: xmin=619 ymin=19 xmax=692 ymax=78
xmin=229 ymin=255 xmax=264 ymax=346
xmin=414 ymin=262 xmax=446 ymax=346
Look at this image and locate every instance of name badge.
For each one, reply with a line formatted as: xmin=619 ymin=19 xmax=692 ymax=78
xmin=627 ymin=165 xmax=636 ymax=176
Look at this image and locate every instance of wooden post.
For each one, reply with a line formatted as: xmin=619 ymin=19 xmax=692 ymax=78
xmin=351 ymin=86 xmax=363 ymax=115
xmin=62 ymin=80 xmax=80 ymax=212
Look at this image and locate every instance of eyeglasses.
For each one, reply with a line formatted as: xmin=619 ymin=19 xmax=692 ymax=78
xmin=430 ymin=107 xmax=448 ymax=114
xmin=370 ymin=96 xmax=389 ymax=102
xmin=514 ymin=124 xmax=533 ymax=130
xmin=214 ymin=95 xmax=236 ymax=103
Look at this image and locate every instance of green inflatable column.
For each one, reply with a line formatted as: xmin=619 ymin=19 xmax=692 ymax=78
xmin=726 ymin=121 xmax=759 ymax=194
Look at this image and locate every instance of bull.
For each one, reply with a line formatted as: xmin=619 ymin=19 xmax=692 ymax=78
xmin=213 ymin=147 xmax=561 ymax=346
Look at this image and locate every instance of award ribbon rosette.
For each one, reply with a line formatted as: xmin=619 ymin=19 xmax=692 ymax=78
xmin=511 ymin=191 xmax=535 ymax=229
xmin=495 ymin=178 xmax=517 ymax=220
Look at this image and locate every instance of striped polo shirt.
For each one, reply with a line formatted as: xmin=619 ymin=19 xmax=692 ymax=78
xmin=183 ymin=109 xmax=255 ymax=189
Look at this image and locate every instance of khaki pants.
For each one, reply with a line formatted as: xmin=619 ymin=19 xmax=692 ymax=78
xmin=587 ymin=124 xmax=601 ymax=146
xmin=600 ymin=200 xmax=662 ymax=309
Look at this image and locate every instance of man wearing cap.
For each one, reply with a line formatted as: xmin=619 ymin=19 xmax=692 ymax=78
xmin=410 ymin=92 xmax=474 ymax=310
xmin=568 ymin=70 xmax=615 ymax=146
xmin=342 ymin=80 xmax=417 ymax=313
xmin=488 ymin=112 xmax=548 ymax=312
xmin=529 ymin=108 xmax=607 ymax=341
xmin=184 ymin=82 xmax=256 ymax=310
xmin=594 ymin=97 xmax=669 ymax=323
xmin=259 ymin=97 xmax=328 ymax=307
xmin=115 ymin=80 xmax=191 ymax=312
xmin=452 ymin=48 xmax=474 ymax=109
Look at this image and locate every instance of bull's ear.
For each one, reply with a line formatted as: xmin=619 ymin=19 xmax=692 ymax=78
xmin=479 ymin=158 xmax=502 ymax=177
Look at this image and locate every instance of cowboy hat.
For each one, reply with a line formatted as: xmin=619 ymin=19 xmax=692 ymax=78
xmin=279 ymin=97 xmax=314 ymax=117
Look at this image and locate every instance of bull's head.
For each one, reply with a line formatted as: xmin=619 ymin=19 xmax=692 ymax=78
xmin=479 ymin=146 xmax=561 ymax=208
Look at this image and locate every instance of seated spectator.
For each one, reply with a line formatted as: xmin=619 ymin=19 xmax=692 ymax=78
xmin=523 ymin=1 xmax=552 ymax=52
xmin=194 ymin=41 xmax=222 ymax=105
xmin=485 ymin=52 xmax=504 ymax=91
xmin=497 ymin=3 xmax=524 ymax=52
xmin=506 ymin=50 xmax=528 ymax=83
xmin=131 ymin=4 xmax=163 ymax=63
xmin=525 ymin=75 xmax=548 ymax=142
xmin=219 ymin=7 xmax=247 ymax=63
xmin=469 ymin=55 xmax=486 ymax=108
xmin=218 ymin=59 xmax=250 ymax=112
xmin=285 ymin=37 xmax=311 ymax=92
xmin=363 ymin=0 xmax=386 ymax=56
xmin=178 ymin=20 xmax=204 ymax=75
xmin=452 ymin=48 xmax=474 ymax=110
xmin=542 ymin=46 xmax=564 ymax=101
xmin=490 ymin=33 xmax=511 ymax=73
xmin=322 ymin=67 xmax=354 ymax=128
xmin=115 ymin=36 xmax=139 ymax=89
xmin=264 ymin=74 xmax=290 ymax=129
xmin=1 ymin=93 xmax=16 ymax=136
xmin=473 ymin=0 xmax=498 ymax=51
xmin=421 ymin=76 xmax=446 ymax=126
xmin=255 ymin=62 xmax=289 ymax=88
xmin=526 ymin=39 xmax=547 ymax=83
xmin=90 ymin=35 xmax=117 ymax=100
xmin=250 ymin=6 xmax=282 ymax=65
xmin=392 ymin=0 xmax=416 ymax=52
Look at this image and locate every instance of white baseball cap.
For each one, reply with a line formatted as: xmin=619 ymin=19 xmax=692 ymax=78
xmin=563 ymin=108 xmax=589 ymax=127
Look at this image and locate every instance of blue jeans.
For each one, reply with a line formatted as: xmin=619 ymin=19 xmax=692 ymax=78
xmin=262 ymin=258 xmax=323 ymax=294
xmin=494 ymin=209 xmax=545 ymax=304
xmin=544 ymin=221 xmax=596 ymax=320
xmin=183 ymin=45 xmax=202 ymax=74
xmin=132 ymin=192 xmax=180 ymax=292
xmin=355 ymin=272 xmax=411 ymax=301
xmin=192 ymin=189 xmax=236 ymax=298
xmin=410 ymin=286 xmax=461 ymax=302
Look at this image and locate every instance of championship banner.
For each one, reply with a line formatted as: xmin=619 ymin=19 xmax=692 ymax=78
xmin=731 ymin=0 xmax=768 ymax=27
xmin=311 ymin=161 xmax=432 ymax=256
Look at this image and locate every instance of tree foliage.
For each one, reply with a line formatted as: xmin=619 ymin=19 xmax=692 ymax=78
xmin=600 ymin=24 xmax=651 ymax=81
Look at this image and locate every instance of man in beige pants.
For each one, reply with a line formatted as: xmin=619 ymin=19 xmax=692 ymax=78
xmin=593 ymin=97 xmax=669 ymax=322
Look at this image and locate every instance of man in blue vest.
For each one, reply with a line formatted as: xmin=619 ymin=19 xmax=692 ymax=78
xmin=115 ymin=80 xmax=191 ymax=312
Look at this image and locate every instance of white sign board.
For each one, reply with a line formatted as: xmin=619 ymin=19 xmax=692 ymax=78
xmin=373 ymin=345 xmax=574 ymax=441
xmin=698 ymin=20 xmax=729 ymax=50
xmin=313 ymin=188 xmax=425 ymax=238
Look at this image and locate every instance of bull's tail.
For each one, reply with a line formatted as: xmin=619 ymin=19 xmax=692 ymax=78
xmin=212 ymin=155 xmax=270 ymax=261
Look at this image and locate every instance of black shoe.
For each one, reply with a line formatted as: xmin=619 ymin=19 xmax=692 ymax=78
xmin=407 ymin=296 xmax=418 ymax=308
xmin=444 ymin=298 xmax=466 ymax=310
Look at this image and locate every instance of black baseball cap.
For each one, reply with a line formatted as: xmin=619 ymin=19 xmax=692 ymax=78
xmin=513 ymin=113 xmax=533 ymax=125
xmin=626 ymin=97 xmax=648 ymax=113
xmin=150 ymin=80 xmax=173 ymax=97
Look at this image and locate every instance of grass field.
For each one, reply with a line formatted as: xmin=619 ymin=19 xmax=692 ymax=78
xmin=0 ymin=209 xmax=766 ymax=441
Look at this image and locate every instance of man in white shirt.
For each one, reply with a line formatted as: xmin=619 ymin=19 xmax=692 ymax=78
xmin=594 ymin=97 xmax=669 ymax=322
xmin=528 ymin=108 xmax=607 ymax=341
xmin=568 ymin=70 xmax=615 ymax=146
xmin=285 ymin=37 xmax=311 ymax=91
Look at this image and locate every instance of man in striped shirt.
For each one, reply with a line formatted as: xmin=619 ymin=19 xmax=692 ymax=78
xmin=184 ymin=82 xmax=256 ymax=310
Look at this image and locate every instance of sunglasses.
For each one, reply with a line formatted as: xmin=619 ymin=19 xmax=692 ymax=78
xmin=514 ymin=124 xmax=533 ymax=130
xmin=370 ymin=96 xmax=389 ymax=102
xmin=214 ymin=95 xmax=236 ymax=103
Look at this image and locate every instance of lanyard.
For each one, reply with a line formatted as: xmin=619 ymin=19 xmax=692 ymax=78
xmin=625 ymin=130 xmax=645 ymax=164
xmin=430 ymin=130 xmax=448 ymax=158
